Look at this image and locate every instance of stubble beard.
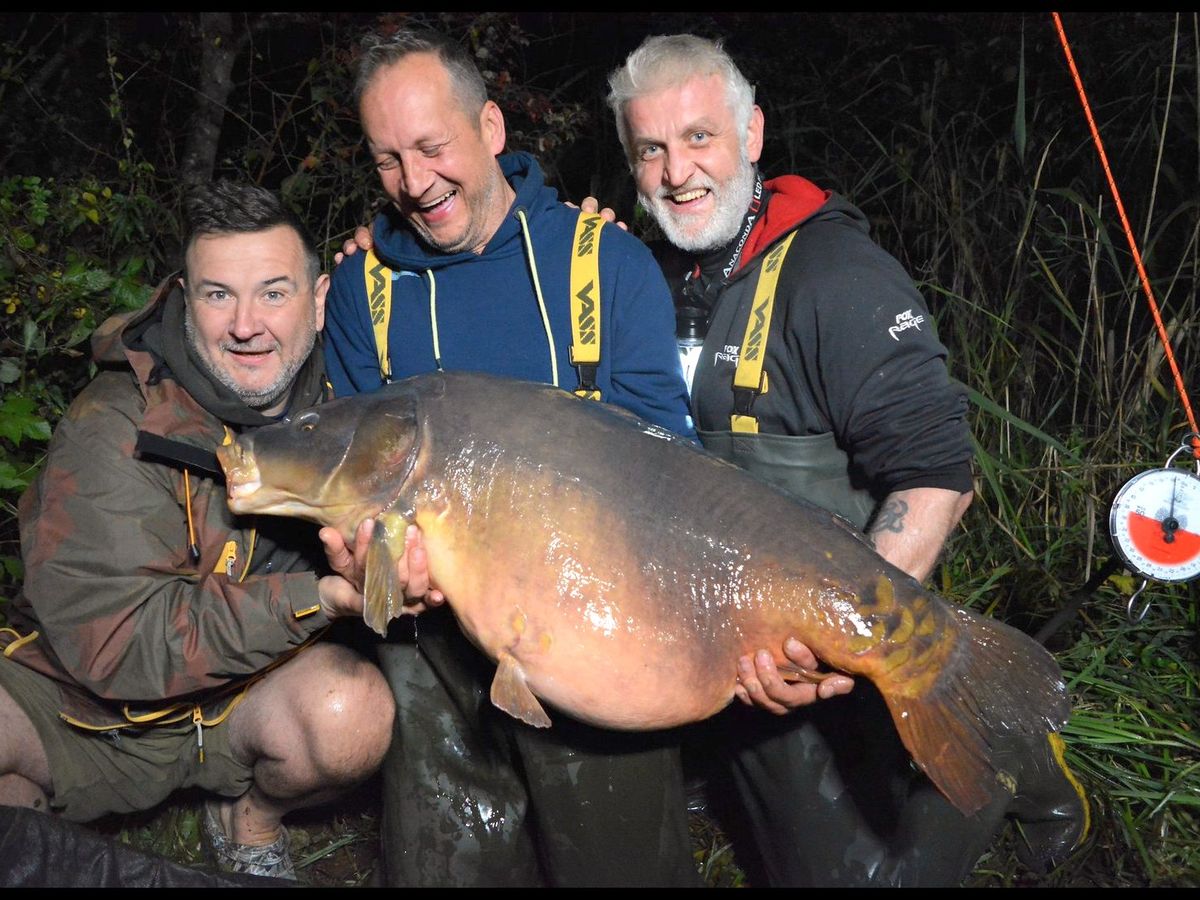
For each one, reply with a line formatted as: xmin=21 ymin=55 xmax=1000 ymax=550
xmin=405 ymin=165 xmax=505 ymax=256
xmin=184 ymin=303 xmax=315 ymax=411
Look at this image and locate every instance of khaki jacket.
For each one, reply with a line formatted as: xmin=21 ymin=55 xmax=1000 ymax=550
xmin=2 ymin=278 xmax=331 ymax=729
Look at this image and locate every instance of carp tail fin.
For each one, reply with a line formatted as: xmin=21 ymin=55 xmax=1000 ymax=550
xmin=880 ymin=606 xmax=1071 ymax=816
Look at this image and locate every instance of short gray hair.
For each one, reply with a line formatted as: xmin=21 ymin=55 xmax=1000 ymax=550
xmin=355 ymin=26 xmax=488 ymax=119
xmin=606 ymin=34 xmax=755 ymax=163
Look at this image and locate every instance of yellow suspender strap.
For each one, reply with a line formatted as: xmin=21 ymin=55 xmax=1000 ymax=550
xmin=570 ymin=212 xmax=603 ymax=401
xmin=731 ymin=231 xmax=797 ymax=433
xmin=364 ymin=249 xmax=393 ymax=383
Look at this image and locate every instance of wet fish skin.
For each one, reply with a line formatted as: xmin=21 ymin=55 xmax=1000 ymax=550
xmin=217 ymin=371 xmax=1070 ymax=816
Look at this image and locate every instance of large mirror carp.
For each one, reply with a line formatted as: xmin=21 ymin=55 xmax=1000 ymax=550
xmin=217 ymin=371 xmax=1070 ymax=816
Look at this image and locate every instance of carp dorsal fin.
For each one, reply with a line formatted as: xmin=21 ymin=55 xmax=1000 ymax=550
xmin=491 ymin=652 xmax=552 ymax=728
xmin=363 ymin=515 xmax=409 ymax=637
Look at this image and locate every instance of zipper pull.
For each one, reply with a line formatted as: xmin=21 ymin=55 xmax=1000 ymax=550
xmin=192 ymin=706 xmax=205 ymax=764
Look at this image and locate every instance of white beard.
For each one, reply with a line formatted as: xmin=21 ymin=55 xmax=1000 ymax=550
xmin=638 ymin=154 xmax=758 ymax=253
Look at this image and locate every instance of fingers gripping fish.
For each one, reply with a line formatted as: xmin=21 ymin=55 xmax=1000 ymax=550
xmin=217 ymin=371 xmax=1071 ymax=816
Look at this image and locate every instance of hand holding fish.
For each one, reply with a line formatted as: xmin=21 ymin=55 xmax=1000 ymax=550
xmin=319 ymin=519 xmax=445 ymax=615
xmin=314 ymin=573 xmax=365 ymax=618
xmin=734 ymin=638 xmax=856 ymax=714
xmin=221 ymin=373 xmax=1073 ymax=815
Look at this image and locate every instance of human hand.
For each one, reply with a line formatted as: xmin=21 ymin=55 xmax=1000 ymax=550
xmin=734 ymin=637 xmax=855 ymax=715
xmin=316 ymin=573 xmax=364 ymax=619
xmin=569 ymin=196 xmax=628 ymax=231
xmin=319 ymin=520 xmax=445 ymax=616
xmin=319 ymin=519 xmax=372 ymax=591
xmin=394 ymin=523 xmax=446 ymax=615
xmin=333 ymin=224 xmax=376 ymax=266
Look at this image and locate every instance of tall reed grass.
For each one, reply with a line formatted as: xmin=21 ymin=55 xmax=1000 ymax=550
xmin=761 ymin=12 xmax=1200 ymax=885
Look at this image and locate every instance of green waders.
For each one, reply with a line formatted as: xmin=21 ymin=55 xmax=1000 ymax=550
xmin=693 ymin=427 xmax=1089 ymax=886
xmin=375 ymin=606 xmax=700 ymax=887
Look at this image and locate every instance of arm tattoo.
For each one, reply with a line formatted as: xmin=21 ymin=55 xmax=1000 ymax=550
xmin=869 ymin=497 xmax=909 ymax=536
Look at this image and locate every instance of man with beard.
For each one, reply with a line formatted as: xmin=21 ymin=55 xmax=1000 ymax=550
xmin=0 ymin=181 xmax=394 ymax=882
xmin=601 ymin=33 xmax=1090 ymax=886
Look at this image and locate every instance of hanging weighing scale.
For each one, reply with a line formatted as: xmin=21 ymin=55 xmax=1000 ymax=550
xmin=1109 ymin=434 xmax=1200 ymax=620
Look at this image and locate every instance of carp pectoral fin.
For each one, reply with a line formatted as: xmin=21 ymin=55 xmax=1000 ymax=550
xmin=362 ymin=518 xmax=407 ymax=637
xmin=490 ymin=652 xmax=552 ymax=728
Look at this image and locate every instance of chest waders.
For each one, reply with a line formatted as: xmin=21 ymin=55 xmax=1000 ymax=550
xmin=695 ymin=232 xmax=876 ymax=530
xmin=363 ymin=219 xmax=696 ymax=887
xmin=689 ymin=233 xmax=1088 ymax=887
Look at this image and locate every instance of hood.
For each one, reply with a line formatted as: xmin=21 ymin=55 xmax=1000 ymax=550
xmin=93 ymin=274 xmax=327 ymax=429
xmin=737 ymin=174 xmax=832 ymax=267
xmin=370 ymin=151 xmax=559 ymax=272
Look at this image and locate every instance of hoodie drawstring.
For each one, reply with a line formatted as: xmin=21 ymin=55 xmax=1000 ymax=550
xmin=425 ymin=268 xmax=443 ymax=371
xmin=516 ymin=208 xmax=559 ymax=387
xmin=412 ymin=210 xmax=560 ymax=387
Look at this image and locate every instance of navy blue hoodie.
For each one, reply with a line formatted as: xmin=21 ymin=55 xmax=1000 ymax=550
xmin=324 ymin=152 xmax=693 ymax=437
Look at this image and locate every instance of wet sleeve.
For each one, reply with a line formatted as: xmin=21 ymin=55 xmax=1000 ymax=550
xmin=323 ymin=255 xmax=381 ymax=398
xmin=18 ymin=391 xmax=331 ymax=702
xmin=802 ymin=230 xmax=973 ymax=495
xmin=602 ymin=228 xmax=697 ymax=441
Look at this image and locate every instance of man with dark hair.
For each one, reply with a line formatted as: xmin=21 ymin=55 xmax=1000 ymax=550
xmin=323 ymin=25 xmax=699 ymax=888
xmin=0 ymin=180 xmax=394 ymax=881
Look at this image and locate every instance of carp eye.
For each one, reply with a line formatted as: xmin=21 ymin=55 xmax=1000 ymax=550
xmin=294 ymin=411 xmax=320 ymax=432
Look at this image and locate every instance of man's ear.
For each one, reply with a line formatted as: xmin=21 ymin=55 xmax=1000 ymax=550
xmin=746 ymin=105 xmax=765 ymax=165
xmin=481 ymin=100 xmax=507 ymax=156
xmin=313 ymin=272 xmax=330 ymax=332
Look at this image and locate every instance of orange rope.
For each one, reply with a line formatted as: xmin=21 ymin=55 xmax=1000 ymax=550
xmin=1052 ymin=12 xmax=1200 ymax=454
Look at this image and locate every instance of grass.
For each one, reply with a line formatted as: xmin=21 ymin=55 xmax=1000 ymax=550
xmin=4 ymin=10 xmax=1200 ymax=889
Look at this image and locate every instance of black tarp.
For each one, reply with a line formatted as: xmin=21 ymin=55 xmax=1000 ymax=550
xmin=0 ymin=805 xmax=294 ymax=888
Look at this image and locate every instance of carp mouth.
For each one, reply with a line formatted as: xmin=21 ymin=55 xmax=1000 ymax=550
xmin=216 ymin=442 xmax=263 ymax=511
xmin=215 ymin=436 xmax=385 ymax=532
xmin=216 ymin=440 xmax=308 ymax=515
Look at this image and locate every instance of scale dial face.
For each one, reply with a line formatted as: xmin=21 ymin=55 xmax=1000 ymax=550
xmin=1110 ymin=468 xmax=1200 ymax=582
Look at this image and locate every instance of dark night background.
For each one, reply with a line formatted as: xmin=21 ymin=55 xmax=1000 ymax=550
xmin=2 ymin=11 xmax=1199 ymax=887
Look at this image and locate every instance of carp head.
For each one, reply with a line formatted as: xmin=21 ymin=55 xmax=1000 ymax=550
xmin=216 ymin=390 xmax=421 ymax=541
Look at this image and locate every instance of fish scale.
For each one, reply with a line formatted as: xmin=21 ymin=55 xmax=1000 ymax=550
xmin=218 ymin=370 xmax=1071 ymax=817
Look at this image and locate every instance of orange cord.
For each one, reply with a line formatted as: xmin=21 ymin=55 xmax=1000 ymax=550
xmin=183 ymin=469 xmax=199 ymax=562
xmin=1052 ymin=12 xmax=1200 ymax=455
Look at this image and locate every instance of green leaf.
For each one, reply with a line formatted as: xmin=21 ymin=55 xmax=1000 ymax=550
xmin=0 ymin=358 xmax=19 ymax=384
xmin=0 ymin=395 xmax=50 ymax=447
xmin=0 ymin=555 xmax=23 ymax=581
xmin=121 ymin=255 xmax=146 ymax=277
xmin=0 ymin=460 xmax=29 ymax=491
xmin=966 ymin=385 xmax=1085 ymax=466
xmin=112 ymin=277 xmax=151 ymax=311
xmin=61 ymin=267 xmax=115 ymax=294
xmin=1012 ymin=27 xmax=1026 ymax=164
xmin=21 ymin=318 xmax=41 ymax=354
xmin=64 ymin=320 xmax=94 ymax=349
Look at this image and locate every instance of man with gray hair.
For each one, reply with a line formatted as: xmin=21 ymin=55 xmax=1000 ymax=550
xmin=604 ymin=33 xmax=1089 ymax=886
